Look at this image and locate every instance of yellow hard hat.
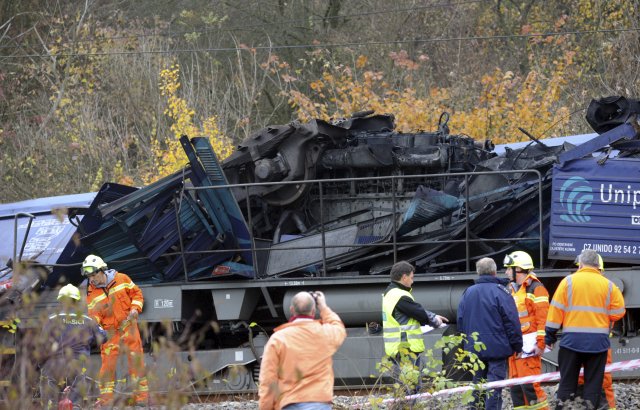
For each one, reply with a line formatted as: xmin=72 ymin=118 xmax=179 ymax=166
xmin=58 ymin=284 xmax=81 ymax=301
xmin=503 ymin=251 xmax=534 ymax=270
xmin=82 ymin=254 xmax=107 ymax=276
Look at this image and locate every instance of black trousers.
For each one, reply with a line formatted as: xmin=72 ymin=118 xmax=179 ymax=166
xmin=556 ymin=347 xmax=608 ymax=410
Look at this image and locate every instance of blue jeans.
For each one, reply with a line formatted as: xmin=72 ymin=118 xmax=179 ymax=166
xmin=283 ymin=403 xmax=332 ymax=410
xmin=469 ymin=358 xmax=507 ymax=410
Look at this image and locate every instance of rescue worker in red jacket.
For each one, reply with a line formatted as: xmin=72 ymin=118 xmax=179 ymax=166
xmin=504 ymin=251 xmax=550 ymax=410
xmin=546 ymin=249 xmax=625 ymax=410
xmin=576 ymin=254 xmax=616 ymax=410
xmin=82 ymin=254 xmax=148 ymax=406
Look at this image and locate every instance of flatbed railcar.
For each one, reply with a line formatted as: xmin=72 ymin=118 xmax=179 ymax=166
xmin=1 ymin=97 xmax=640 ymax=393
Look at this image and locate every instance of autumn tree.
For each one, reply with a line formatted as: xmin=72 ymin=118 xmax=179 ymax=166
xmin=286 ymin=48 xmax=573 ymax=143
xmin=151 ymin=64 xmax=234 ymax=182
xmin=1 ymin=0 xmax=639 ymax=202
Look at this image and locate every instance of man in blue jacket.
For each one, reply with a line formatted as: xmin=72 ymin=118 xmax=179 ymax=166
xmin=457 ymin=257 xmax=523 ymax=410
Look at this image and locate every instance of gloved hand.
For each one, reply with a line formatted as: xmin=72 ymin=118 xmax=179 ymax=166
xmin=118 ymin=309 xmax=139 ymax=332
xmin=127 ymin=308 xmax=139 ymax=320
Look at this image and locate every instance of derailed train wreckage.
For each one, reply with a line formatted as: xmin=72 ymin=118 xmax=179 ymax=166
xmin=1 ymin=96 xmax=640 ymax=392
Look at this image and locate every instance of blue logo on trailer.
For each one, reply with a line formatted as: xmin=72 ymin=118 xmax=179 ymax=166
xmin=559 ymin=176 xmax=593 ymax=223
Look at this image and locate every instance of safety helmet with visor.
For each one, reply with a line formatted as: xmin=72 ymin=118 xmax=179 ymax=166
xmin=58 ymin=284 xmax=81 ymax=301
xmin=503 ymin=251 xmax=534 ymax=271
xmin=82 ymin=254 xmax=107 ymax=277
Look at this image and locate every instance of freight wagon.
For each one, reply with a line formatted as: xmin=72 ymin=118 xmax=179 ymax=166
xmin=1 ymin=96 xmax=639 ymax=393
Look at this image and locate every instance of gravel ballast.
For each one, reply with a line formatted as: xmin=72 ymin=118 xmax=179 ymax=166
xmin=177 ymin=382 xmax=640 ymax=409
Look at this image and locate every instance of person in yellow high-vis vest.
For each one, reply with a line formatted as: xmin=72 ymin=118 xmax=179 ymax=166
xmin=382 ymin=261 xmax=448 ymax=390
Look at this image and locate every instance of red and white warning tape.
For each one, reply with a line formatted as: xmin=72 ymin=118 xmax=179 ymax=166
xmin=375 ymin=358 xmax=640 ymax=405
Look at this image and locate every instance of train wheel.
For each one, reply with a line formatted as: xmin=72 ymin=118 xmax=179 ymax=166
xmin=221 ymin=365 xmax=252 ymax=391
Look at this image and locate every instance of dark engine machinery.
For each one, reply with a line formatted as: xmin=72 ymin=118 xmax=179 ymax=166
xmin=224 ymin=111 xmax=493 ymax=204
xmin=223 ymin=112 xmax=497 ymax=274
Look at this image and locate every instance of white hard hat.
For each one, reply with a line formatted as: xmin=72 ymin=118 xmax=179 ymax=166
xmin=503 ymin=251 xmax=534 ymax=270
xmin=82 ymin=254 xmax=107 ymax=276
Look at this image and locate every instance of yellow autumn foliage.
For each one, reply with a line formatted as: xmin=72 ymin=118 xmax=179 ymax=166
xmin=147 ymin=64 xmax=234 ymax=183
xmin=289 ymin=51 xmax=573 ymax=144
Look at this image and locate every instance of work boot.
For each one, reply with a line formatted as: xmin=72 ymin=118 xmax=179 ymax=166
xmin=128 ymin=395 xmax=154 ymax=408
xmin=134 ymin=397 xmax=157 ymax=408
xmin=93 ymin=398 xmax=111 ymax=409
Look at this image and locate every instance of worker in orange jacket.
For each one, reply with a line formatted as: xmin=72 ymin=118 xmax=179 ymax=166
xmin=545 ymin=249 xmax=625 ymax=410
xmin=82 ymin=254 xmax=148 ymax=407
xmin=258 ymin=291 xmax=346 ymax=410
xmin=576 ymin=254 xmax=616 ymax=410
xmin=504 ymin=251 xmax=550 ymax=410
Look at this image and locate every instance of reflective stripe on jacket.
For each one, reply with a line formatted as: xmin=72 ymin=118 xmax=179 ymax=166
xmin=382 ymin=287 xmax=424 ymax=356
xmin=510 ymin=273 xmax=549 ymax=349
xmin=41 ymin=311 xmax=106 ymax=360
xmin=546 ymin=267 xmax=625 ymax=353
xmin=87 ymin=271 xmax=144 ymax=331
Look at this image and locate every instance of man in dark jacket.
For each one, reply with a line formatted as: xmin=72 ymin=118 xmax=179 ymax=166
xmin=39 ymin=284 xmax=106 ymax=409
xmin=382 ymin=261 xmax=448 ymax=390
xmin=457 ymin=257 xmax=523 ymax=410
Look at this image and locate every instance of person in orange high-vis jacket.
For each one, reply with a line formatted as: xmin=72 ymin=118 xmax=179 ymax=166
xmin=545 ymin=249 xmax=625 ymax=410
xmin=82 ymin=254 xmax=148 ymax=407
xmin=258 ymin=291 xmax=346 ymax=410
xmin=504 ymin=251 xmax=550 ymax=410
xmin=576 ymin=254 xmax=616 ymax=410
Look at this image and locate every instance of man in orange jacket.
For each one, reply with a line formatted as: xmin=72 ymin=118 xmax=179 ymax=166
xmin=82 ymin=254 xmax=148 ymax=407
xmin=258 ymin=291 xmax=346 ymax=410
xmin=504 ymin=251 xmax=550 ymax=410
xmin=576 ymin=254 xmax=616 ymax=410
xmin=545 ymin=249 xmax=625 ymax=410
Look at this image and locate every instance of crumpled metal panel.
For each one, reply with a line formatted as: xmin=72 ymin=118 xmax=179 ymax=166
xmin=266 ymin=213 xmax=395 ymax=276
xmin=74 ymin=137 xmax=254 ymax=284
